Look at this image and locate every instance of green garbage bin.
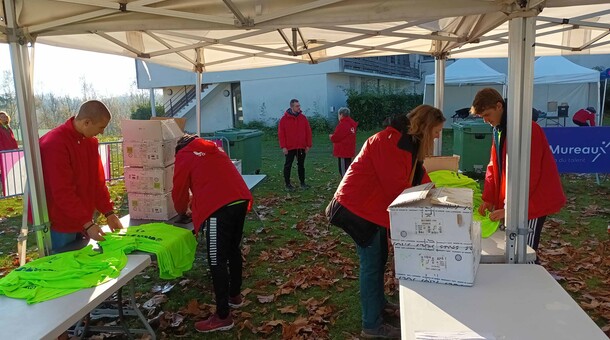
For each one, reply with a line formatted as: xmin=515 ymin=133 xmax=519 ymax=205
xmin=213 ymin=129 xmax=263 ymax=174
xmin=452 ymin=120 xmax=493 ymax=173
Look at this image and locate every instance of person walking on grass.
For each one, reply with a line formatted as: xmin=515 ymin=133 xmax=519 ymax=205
xmin=471 ymin=88 xmax=566 ymax=257
xmin=326 ymin=105 xmax=446 ymax=339
xmin=329 ymin=107 xmax=358 ymax=177
xmin=172 ymin=134 xmax=252 ymax=333
xmin=278 ymin=99 xmax=312 ymax=191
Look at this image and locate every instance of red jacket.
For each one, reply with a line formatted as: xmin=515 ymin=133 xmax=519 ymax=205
xmin=172 ymin=138 xmax=252 ymax=234
xmin=334 ymin=127 xmax=430 ymax=228
xmin=0 ymin=125 xmax=18 ymax=151
xmin=40 ymin=118 xmax=113 ymax=233
xmin=330 ymin=116 xmax=358 ymax=158
xmin=572 ymin=109 xmax=596 ymax=126
xmin=483 ymin=121 xmax=566 ymax=219
xmin=278 ymin=111 xmax=312 ymax=150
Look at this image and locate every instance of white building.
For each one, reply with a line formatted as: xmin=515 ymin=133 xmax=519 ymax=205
xmin=136 ymin=56 xmax=422 ymax=133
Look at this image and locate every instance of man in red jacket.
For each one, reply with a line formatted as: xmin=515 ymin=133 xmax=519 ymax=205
xmin=329 ymin=107 xmax=358 ymax=177
xmin=172 ymin=134 xmax=252 ymax=333
xmin=572 ymin=107 xmax=596 ymax=126
xmin=39 ymin=100 xmax=123 ymax=251
xmin=278 ymin=99 xmax=312 ymax=190
xmin=471 ymin=88 xmax=566 ymax=256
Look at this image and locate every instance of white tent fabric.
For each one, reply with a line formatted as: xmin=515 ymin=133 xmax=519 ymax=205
xmin=425 ymin=58 xmax=507 ymax=85
xmin=424 ymin=59 xmax=507 ymax=124
xmin=533 ymin=56 xmax=600 ymax=126
xmin=2 ymin=0 xmax=610 ymax=262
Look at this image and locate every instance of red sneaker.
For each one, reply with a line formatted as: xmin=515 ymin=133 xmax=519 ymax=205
xmin=194 ymin=313 xmax=234 ymax=333
xmin=228 ymin=295 xmax=243 ymax=308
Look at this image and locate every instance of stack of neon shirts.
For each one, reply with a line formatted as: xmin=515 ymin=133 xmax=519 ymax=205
xmin=428 ymin=170 xmax=500 ymax=238
xmin=0 ymin=223 xmax=196 ymax=304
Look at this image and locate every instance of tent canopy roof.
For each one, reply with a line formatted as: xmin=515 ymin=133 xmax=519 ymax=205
xmin=2 ymin=0 xmax=610 ymax=73
xmin=534 ymin=56 xmax=600 ymax=84
xmin=425 ymin=58 xmax=507 ymax=85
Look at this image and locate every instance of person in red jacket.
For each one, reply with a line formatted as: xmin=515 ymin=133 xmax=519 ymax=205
xmin=572 ymin=107 xmax=596 ymax=126
xmin=278 ymin=99 xmax=312 ymax=190
xmin=471 ymin=88 xmax=566 ymax=255
xmin=39 ymin=100 xmax=123 ymax=250
xmin=0 ymin=111 xmax=19 ymax=151
xmin=326 ymin=105 xmax=445 ymax=339
xmin=329 ymin=107 xmax=358 ymax=177
xmin=172 ymin=134 xmax=252 ymax=333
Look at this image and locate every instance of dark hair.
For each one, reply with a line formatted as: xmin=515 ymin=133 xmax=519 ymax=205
xmin=471 ymin=88 xmax=504 ymax=115
xmin=290 ymin=99 xmax=299 ymax=106
xmin=175 ymin=134 xmax=198 ymax=153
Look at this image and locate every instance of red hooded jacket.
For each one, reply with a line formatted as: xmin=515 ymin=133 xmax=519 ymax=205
xmin=39 ymin=117 xmax=114 ymax=233
xmin=572 ymin=108 xmax=596 ymax=126
xmin=330 ymin=116 xmax=358 ymax=158
xmin=0 ymin=125 xmax=18 ymax=151
xmin=483 ymin=121 xmax=566 ymax=219
xmin=334 ymin=126 xmax=431 ymax=228
xmin=278 ymin=110 xmax=312 ymax=150
xmin=172 ymin=138 xmax=252 ymax=234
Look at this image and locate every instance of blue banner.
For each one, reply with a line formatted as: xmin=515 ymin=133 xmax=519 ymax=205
xmin=543 ymin=127 xmax=610 ymax=173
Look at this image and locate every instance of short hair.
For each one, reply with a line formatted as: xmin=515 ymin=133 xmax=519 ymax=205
xmin=471 ymin=88 xmax=504 ymax=115
xmin=586 ymin=106 xmax=597 ymax=114
xmin=290 ymin=99 xmax=299 ymax=106
xmin=75 ymin=100 xmax=111 ymax=123
xmin=338 ymin=107 xmax=350 ymax=117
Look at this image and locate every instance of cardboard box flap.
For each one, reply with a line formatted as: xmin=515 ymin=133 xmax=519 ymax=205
xmin=429 ymin=187 xmax=473 ymax=208
xmin=423 ymin=156 xmax=460 ymax=173
xmin=121 ymin=119 xmax=183 ymax=141
xmin=389 ymin=183 xmax=434 ymax=208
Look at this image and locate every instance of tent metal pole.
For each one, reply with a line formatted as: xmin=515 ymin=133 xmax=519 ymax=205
xmin=601 ymin=79 xmax=607 ymax=127
xmin=434 ymin=56 xmax=446 ymax=156
xmin=5 ymin=0 xmax=52 ymax=257
xmin=150 ymin=89 xmax=156 ymax=117
xmin=195 ymin=48 xmax=204 ymax=136
xmin=506 ymin=15 xmax=536 ymax=264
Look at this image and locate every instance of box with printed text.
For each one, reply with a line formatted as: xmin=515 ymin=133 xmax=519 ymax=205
xmin=388 ymin=183 xmax=481 ymax=286
xmin=128 ymin=192 xmax=177 ymax=221
xmin=124 ymin=164 xmax=174 ymax=194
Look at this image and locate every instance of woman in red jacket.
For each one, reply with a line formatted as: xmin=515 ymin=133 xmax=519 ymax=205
xmin=326 ymin=105 xmax=445 ymax=339
xmin=471 ymin=88 xmax=566 ymax=254
xmin=329 ymin=107 xmax=358 ymax=177
xmin=0 ymin=111 xmax=18 ymax=151
xmin=172 ymin=134 xmax=252 ymax=333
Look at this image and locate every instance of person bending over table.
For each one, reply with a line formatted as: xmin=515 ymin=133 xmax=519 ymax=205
xmin=39 ymin=100 xmax=123 ymax=251
xmin=326 ymin=105 xmax=445 ymax=339
xmin=470 ymin=88 xmax=566 ymax=258
xmin=172 ymin=134 xmax=252 ymax=333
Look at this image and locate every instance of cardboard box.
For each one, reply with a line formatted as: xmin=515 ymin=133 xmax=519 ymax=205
xmin=150 ymin=117 xmax=187 ymax=133
xmin=124 ymin=164 xmax=174 ymax=194
xmin=388 ymin=183 xmax=480 ymax=286
xmin=123 ymin=140 xmax=177 ymax=167
xmin=128 ymin=192 xmax=177 ymax=221
xmin=423 ymin=156 xmax=460 ymax=173
xmin=231 ymin=159 xmax=242 ymax=174
xmin=121 ymin=119 xmax=183 ymax=141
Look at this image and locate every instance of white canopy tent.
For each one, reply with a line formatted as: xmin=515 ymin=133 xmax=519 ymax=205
xmin=533 ymin=56 xmax=601 ymax=126
xmin=424 ymin=58 xmax=507 ymax=124
xmin=1 ymin=0 xmax=610 ymax=263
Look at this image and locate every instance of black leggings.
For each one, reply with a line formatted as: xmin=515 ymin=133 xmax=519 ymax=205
xmin=337 ymin=157 xmax=352 ymax=177
xmin=204 ymin=201 xmax=248 ymax=318
xmin=572 ymin=119 xmax=589 ymax=127
xmin=284 ymin=149 xmax=306 ymax=185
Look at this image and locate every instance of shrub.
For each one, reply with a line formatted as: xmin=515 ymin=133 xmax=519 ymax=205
xmin=345 ymin=90 xmax=423 ymax=130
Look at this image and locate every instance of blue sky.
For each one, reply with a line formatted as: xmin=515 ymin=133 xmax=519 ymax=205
xmin=0 ymin=44 xmax=137 ymax=97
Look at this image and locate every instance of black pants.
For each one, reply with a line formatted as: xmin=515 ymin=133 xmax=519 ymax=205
xmin=204 ymin=201 xmax=248 ymax=318
xmin=337 ymin=157 xmax=352 ymax=177
xmin=284 ymin=149 xmax=306 ymax=185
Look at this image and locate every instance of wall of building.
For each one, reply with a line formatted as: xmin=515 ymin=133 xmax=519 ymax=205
xmin=182 ymin=84 xmax=234 ymax=134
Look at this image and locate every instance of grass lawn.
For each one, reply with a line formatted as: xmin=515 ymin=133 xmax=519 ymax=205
xmin=0 ymin=128 xmax=608 ymax=339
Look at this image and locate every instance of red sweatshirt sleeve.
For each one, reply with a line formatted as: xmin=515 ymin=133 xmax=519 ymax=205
xmin=41 ymin=140 xmax=95 ymax=228
xmin=528 ymin=123 xmax=546 ymax=203
xmin=305 ymin=118 xmax=312 ymax=148
xmin=588 ymin=113 xmax=596 ymax=127
xmin=94 ymin=144 xmax=113 ymax=215
xmin=330 ymin=121 xmax=350 ymax=143
xmin=172 ymin=155 xmax=191 ymax=215
xmin=369 ymin=138 xmax=410 ymax=200
xmin=481 ymin=143 xmax=496 ymax=205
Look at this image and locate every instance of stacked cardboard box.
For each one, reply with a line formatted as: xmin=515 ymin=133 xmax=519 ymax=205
xmin=388 ymin=183 xmax=481 ymax=286
xmin=122 ymin=119 xmax=183 ymax=220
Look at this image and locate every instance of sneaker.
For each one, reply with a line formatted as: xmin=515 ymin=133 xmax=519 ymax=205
xmin=300 ymin=183 xmax=310 ymax=189
xmin=285 ymin=183 xmax=295 ymax=191
xmin=194 ymin=313 xmax=234 ymax=333
xmin=361 ymin=324 xmax=400 ymax=339
xmin=228 ymin=295 xmax=243 ymax=308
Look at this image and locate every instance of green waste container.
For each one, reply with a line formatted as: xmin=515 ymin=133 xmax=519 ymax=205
xmin=213 ymin=129 xmax=263 ymax=174
xmin=452 ymin=120 xmax=493 ymax=173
